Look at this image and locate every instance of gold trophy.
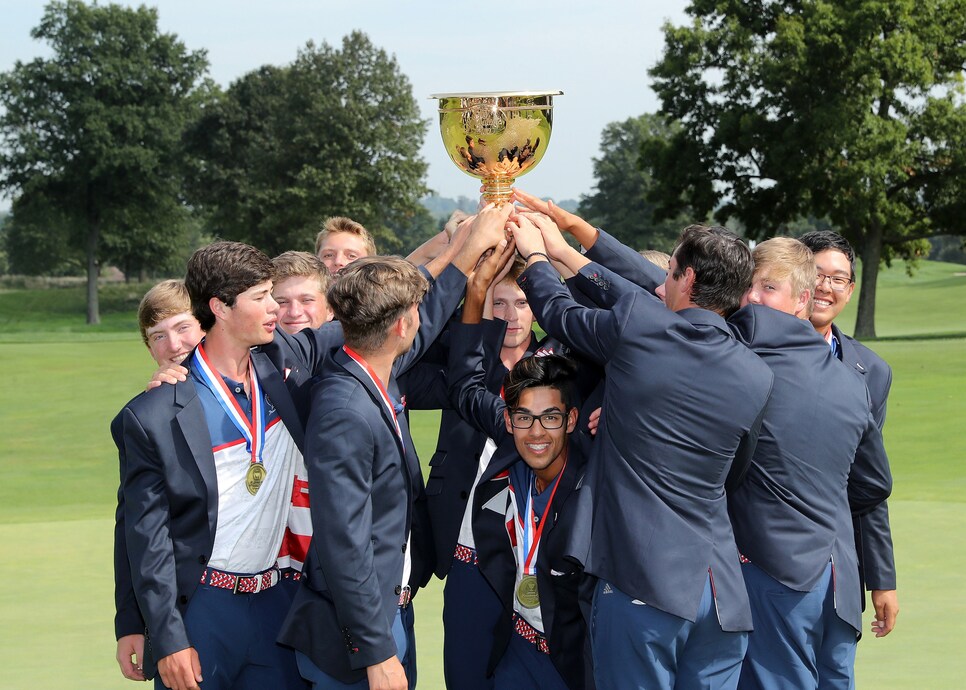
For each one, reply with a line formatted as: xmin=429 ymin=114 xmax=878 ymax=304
xmin=431 ymin=91 xmax=562 ymax=204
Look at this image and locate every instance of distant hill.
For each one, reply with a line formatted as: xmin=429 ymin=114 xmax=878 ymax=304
xmin=421 ymin=194 xmax=579 ymax=220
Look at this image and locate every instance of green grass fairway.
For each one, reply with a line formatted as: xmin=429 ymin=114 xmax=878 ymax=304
xmin=1 ymin=260 xmax=964 ymax=688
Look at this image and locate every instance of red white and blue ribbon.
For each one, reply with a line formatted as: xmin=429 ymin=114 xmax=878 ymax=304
xmin=342 ymin=345 xmax=404 ymax=448
xmin=516 ymin=462 xmax=566 ymax=578
xmin=193 ymin=342 xmax=265 ymax=469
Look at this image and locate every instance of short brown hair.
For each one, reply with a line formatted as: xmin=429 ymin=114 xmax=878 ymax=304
xmin=671 ymin=225 xmax=754 ymax=317
xmin=137 ymin=279 xmax=192 ymax=345
xmin=328 ymin=256 xmax=428 ymax=351
xmin=272 ymin=251 xmax=331 ymax=294
xmin=314 ymin=216 xmax=377 ymax=256
xmin=497 ymin=257 xmax=528 ymax=288
xmin=186 ymin=241 xmax=276 ymax=331
xmin=752 ymin=237 xmax=816 ymax=312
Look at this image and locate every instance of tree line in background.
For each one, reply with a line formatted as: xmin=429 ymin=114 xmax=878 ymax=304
xmin=1 ymin=0 xmax=964 ymax=334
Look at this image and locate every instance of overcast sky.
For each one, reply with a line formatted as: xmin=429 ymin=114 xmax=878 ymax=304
xmin=1 ymin=0 xmax=690 ymax=208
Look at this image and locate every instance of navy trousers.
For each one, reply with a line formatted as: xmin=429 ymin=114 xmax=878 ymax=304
xmin=295 ymin=606 xmax=416 ymax=689
xmin=442 ymin=553 xmax=503 ymax=689
xmin=154 ymin=581 xmax=304 ymax=690
xmin=591 ymin=576 xmax=747 ymax=690
xmin=492 ymin=628 xmax=569 ymax=690
xmin=739 ymin=561 xmax=857 ymax=690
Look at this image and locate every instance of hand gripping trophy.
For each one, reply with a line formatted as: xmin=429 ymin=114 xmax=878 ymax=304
xmin=431 ymin=91 xmax=562 ymax=204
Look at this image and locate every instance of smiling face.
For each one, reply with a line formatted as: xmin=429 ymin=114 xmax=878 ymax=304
xmin=273 ymin=275 xmax=331 ymax=334
xmin=742 ymin=271 xmax=809 ymax=317
xmin=145 ymin=312 xmax=204 ymax=366
xmin=504 ymin=386 xmax=577 ymax=485
xmin=809 ymin=248 xmax=855 ymax=335
xmin=491 ymin=281 xmax=535 ymax=351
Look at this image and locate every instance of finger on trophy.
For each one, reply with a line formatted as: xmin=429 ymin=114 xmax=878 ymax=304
xmin=510 ymin=188 xmax=551 ymax=214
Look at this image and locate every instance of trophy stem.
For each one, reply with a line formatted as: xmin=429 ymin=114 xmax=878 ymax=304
xmin=481 ymin=177 xmax=514 ymax=205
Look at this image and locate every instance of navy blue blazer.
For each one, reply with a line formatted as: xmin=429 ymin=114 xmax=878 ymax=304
xmin=448 ymin=320 xmax=593 ymax=690
xmin=727 ymin=305 xmax=892 ymax=632
xmin=115 ymin=263 xmax=466 ymax=673
xmin=115 ymin=322 xmax=343 ymax=671
xmin=518 ymin=260 xmax=774 ymax=632
xmin=277 ymin=267 xmax=468 ymax=683
xmin=836 ymin=325 xmax=897 ymax=595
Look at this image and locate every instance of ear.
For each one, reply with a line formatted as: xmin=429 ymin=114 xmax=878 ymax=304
xmin=566 ymin=407 xmax=578 ymax=433
xmin=795 ymin=288 xmax=811 ymax=319
xmin=842 ymin=281 xmax=855 ymax=304
xmin=504 ymin=408 xmax=514 ymax=434
xmin=209 ymin=296 xmax=229 ymax=322
xmin=682 ymin=266 xmax=697 ymax=294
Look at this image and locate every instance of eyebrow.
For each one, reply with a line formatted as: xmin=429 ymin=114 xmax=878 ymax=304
xmin=514 ymin=406 xmax=564 ymax=414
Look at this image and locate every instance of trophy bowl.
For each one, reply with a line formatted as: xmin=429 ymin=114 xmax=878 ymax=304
xmin=431 ymin=91 xmax=562 ymax=204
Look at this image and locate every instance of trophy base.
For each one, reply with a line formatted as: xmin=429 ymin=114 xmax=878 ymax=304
xmin=481 ymin=177 xmax=514 ymax=205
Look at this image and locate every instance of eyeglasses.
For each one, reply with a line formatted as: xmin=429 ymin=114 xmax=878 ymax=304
xmin=509 ymin=410 xmax=568 ymax=430
xmin=816 ymin=273 xmax=853 ymax=292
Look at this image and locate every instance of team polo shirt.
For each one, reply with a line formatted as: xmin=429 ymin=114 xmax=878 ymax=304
xmin=191 ymin=366 xmax=300 ymax=574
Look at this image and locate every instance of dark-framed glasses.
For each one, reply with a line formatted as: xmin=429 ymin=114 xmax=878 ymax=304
xmin=509 ymin=410 xmax=568 ymax=430
xmin=816 ymin=273 xmax=853 ymax=292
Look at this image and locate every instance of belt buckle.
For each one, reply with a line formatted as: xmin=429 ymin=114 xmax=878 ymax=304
xmin=231 ymin=574 xmax=243 ymax=594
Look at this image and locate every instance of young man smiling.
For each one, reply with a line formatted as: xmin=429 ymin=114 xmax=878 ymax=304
xmin=728 ymin=237 xmax=892 ymax=689
xmin=447 ymin=240 xmax=592 ymax=690
xmin=271 ymin=251 xmax=333 ymax=334
xmin=800 ymin=230 xmax=899 ymax=642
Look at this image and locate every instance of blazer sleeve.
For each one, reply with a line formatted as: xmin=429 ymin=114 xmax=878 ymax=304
xmin=447 ymin=320 xmax=511 ymax=441
xmin=518 ymin=261 xmax=629 ymax=367
xmin=112 ymin=410 xmax=145 ymax=640
xmin=847 ymin=408 xmax=893 ymax=517
xmin=395 ymin=263 xmax=467 ymax=376
xmin=304 ymin=401 xmax=397 ymax=669
xmin=584 ymin=228 xmax=667 ymax=294
xmin=121 ymin=407 xmax=191 ymax=660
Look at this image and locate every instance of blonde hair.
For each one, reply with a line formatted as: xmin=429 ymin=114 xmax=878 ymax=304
xmin=752 ymin=237 xmax=816 ymax=311
xmin=639 ymin=249 xmax=671 ymax=271
xmin=137 ymin=279 xmax=192 ymax=345
xmin=272 ymin=251 xmax=331 ymax=294
xmin=314 ymin=216 xmax=377 ymax=256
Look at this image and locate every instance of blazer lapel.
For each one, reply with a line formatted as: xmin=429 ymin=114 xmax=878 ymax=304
xmin=833 ymin=324 xmax=868 ymax=376
xmin=173 ymin=378 xmax=218 ymax=536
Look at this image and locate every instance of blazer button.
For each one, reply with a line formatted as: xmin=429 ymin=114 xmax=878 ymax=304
xmin=179 ymin=595 xmax=188 ymax=605
xmin=460 ymin=491 xmax=469 ymax=500
xmin=401 ymin=543 xmax=407 ymax=553
xmin=394 ymin=585 xmax=402 ymax=595
xmin=198 ymin=555 xmax=207 ymax=564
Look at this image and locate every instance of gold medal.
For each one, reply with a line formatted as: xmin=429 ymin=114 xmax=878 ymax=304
xmin=516 ymin=574 xmax=540 ymax=609
xmin=246 ymin=463 xmax=267 ymax=495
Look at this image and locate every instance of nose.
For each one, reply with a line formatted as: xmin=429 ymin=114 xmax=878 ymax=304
xmin=288 ymin=300 xmax=304 ymax=317
xmin=744 ymin=287 xmax=761 ymax=306
xmin=655 ymin=283 xmax=667 ymax=303
xmin=267 ymin=294 xmax=279 ymax=314
xmin=505 ymin=302 xmax=518 ymax=323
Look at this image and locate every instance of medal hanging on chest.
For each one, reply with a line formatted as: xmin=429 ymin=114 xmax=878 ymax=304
xmin=514 ymin=464 xmax=566 ymax=610
xmin=193 ymin=344 xmax=267 ymax=495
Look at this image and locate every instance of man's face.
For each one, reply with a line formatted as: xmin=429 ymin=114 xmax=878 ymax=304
xmin=219 ymin=280 xmax=279 ymax=347
xmin=742 ymin=270 xmax=807 ymax=317
xmin=504 ymin=386 xmax=576 ymax=477
xmin=810 ymin=249 xmax=854 ymax=332
xmin=658 ymin=255 xmax=689 ymax=311
xmin=273 ymin=275 xmax=331 ymax=334
xmin=145 ymin=312 xmax=204 ymax=367
xmin=491 ymin=281 xmax=534 ymax=350
xmin=318 ymin=232 xmax=369 ymax=275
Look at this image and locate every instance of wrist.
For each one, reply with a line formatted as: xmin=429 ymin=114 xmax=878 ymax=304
xmin=524 ymin=251 xmax=550 ymax=264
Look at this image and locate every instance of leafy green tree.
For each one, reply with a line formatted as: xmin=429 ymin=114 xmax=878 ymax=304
xmin=0 ymin=0 xmax=208 ymax=323
xmin=648 ymin=0 xmax=966 ymax=337
xmin=188 ymin=31 xmax=429 ymax=257
xmin=579 ymin=114 xmax=693 ymax=253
